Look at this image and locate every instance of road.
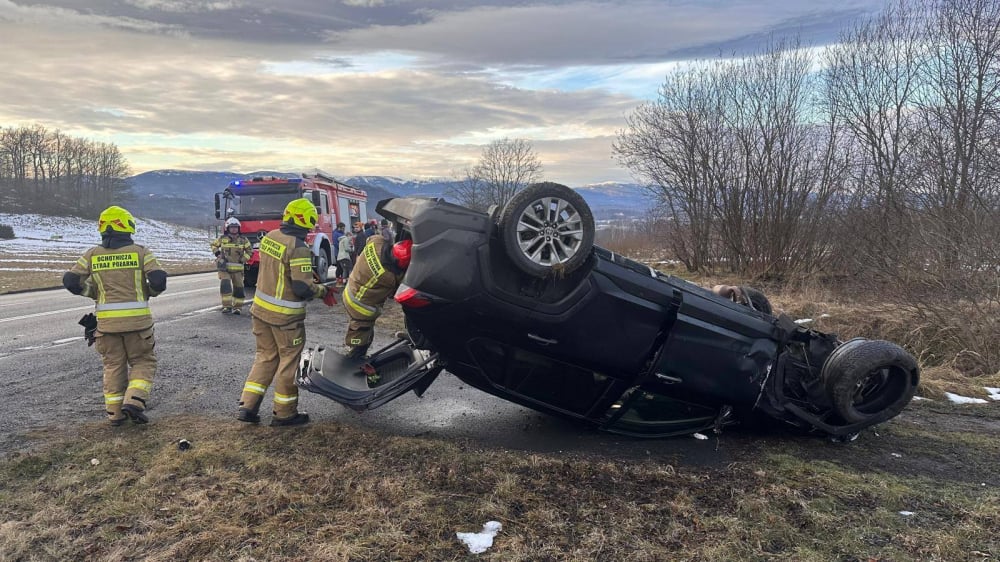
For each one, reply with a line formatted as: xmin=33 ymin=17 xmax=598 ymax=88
xmin=0 ymin=272 xmax=732 ymax=462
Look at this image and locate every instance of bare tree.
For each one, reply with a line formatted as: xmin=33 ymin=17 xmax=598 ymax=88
xmin=0 ymin=124 xmax=131 ymax=216
xmin=445 ymin=167 xmax=491 ymax=212
xmin=466 ymin=138 xmax=543 ymax=211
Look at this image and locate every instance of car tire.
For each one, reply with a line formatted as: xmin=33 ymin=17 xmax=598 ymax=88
xmin=314 ymin=249 xmax=330 ymax=284
xmin=244 ymin=264 xmax=258 ymax=289
xmin=498 ymin=182 xmax=595 ymax=278
xmin=822 ymin=339 xmax=919 ymax=424
xmin=739 ymin=286 xmax=773 ymax=315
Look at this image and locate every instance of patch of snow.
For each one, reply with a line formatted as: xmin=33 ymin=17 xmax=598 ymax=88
xmin=0 ymin=213 xmax=213 ymax=263
xmin=899 ymin=511 xmax=915 ymax=516
xmin=891 ymin=453 xmax=902 ymax=458
xmin=794 ymin=318 xmax=813 ymax=324
xmin=693 ymin=433 xmax=709 ymax=440
xmin=985 ymin=387 xmax=1000 ymax=401
xmin=912 ymin=396 xmax=931 ymax=401
xmin=456 ymin=521 xmax=501 ymax=554
xmin=945 ymin=392 xmax=988 ymax=405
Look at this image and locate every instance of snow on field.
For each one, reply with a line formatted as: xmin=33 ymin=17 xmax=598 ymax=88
xmin=945 ymin=392 xmax=989 ymax=405
xmin=0 ymin=213 xmax=213 ymax=265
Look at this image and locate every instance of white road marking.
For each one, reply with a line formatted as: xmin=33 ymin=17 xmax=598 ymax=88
xmin=0 ymin=286 xmax=215 ymax=324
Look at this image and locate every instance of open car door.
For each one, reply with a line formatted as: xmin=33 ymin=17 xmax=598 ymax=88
xmin=296 ymin=339 xmax=442 ymax=411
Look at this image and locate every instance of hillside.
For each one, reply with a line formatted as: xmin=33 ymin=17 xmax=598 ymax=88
xmin=0 ymin=212 xmax=213 ymax=293
xmin=126 ymin=170 xmax=651 ymax=226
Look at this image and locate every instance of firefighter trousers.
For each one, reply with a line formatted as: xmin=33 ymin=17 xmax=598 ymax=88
xmin=95 ymin=328 xmax=156 ymax=422
xmin=344 ymin=303 xmax=379 ymax=354
xmin=219 ymin=270 xmax=246 ymax=308
xmin=239 ymin=316 xmax=305 ymax=419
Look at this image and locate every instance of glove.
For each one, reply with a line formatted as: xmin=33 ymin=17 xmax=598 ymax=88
xmin=78 ymin=313 xmax=97 ymax=346
xmin=215 ymin=256 xmax=228 ymax=272
xmin=322 ymin=287 xmax=338 ymax=307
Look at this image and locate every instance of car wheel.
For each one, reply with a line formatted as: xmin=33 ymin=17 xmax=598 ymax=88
xmin=314 ymin=250 xmax=330 ymax=283
xmin=822 ymin=339 xmax=919 ymax=424
xmin=498 ymin=182 xmax=595 ymax=278
xmin=244 ymin=264 xmax=258 ymax=288
xmin=739 ymin=286 xmax=773 ymax=315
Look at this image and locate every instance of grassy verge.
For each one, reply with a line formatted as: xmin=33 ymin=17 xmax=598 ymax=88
xmin=1 ymin=412 xmax=996 ymax=561
xmin=0 ymin=259 xmax=212 ymax=294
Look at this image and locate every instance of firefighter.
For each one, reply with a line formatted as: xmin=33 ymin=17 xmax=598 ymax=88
xmin=342 ymin=233 xmax=412 ymax=385
xmin=210 ymin=217 xmax=253 ymax=314
xmin=62 ymin=206 xmax=167 ymax=426
xmin=237 ymin=198 xmax=337 ymax=427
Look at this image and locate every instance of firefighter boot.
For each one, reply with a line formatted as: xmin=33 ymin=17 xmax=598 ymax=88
xmin=345 ymin=345 xmax=369 ymax=360
xmin=270 ymin=412 xmax=310 ymax=427
xmin=121 ymin=404 xmax=149 ymax=424
xmin=108 ymin=412 xmax=126 ymax=427
xmin=237 ymin=398 xmax=261 ymax=424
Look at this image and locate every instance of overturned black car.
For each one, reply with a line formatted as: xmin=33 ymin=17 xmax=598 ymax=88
xmin=298 ymin=183 xmax=919 ymax=439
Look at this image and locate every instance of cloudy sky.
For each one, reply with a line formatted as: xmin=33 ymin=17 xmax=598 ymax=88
xmin=0 ymin=0 xmax=886 ymax=183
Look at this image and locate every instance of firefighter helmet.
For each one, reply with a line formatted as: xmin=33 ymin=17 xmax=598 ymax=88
xmin=98 ymin=206 xmax=136 ymax=234
xmin=282 ymin=198 xmax=318 ymax=229
xmin=225 ymin=217 xmax=241 ymax=231
xmin=391 ymin=239 xmax=413 ymax=269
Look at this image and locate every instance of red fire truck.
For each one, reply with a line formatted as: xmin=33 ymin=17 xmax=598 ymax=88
xmin=214 ymin=173 xmax=368 ymax=287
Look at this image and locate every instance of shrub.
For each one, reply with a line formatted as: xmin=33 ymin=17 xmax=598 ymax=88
xmin=0 ymin=224 xmax=14 ymax=239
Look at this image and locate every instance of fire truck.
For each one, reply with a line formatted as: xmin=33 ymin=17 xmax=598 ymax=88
xmin=214 ymin=173 xmax=368 ymax=287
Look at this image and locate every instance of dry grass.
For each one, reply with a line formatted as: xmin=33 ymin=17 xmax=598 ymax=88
xmin=0 ymin=414 xmax=997 ymax=561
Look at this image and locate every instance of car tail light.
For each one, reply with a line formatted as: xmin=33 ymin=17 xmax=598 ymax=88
xmin=395 ymin=285 xmax=432 ymax=308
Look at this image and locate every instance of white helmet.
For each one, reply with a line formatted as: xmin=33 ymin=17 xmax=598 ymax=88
xmin=225 ymin=217 xmax=241 ymax=230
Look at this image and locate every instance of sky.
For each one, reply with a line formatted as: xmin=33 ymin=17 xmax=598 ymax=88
xmin=0 ymin=0 xmax=887 ymax=184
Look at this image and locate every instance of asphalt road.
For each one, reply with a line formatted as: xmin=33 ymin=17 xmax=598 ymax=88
xmin=0 ymin=272 xmax=733 ymax=463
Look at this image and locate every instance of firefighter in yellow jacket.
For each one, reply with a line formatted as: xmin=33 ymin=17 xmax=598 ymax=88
xmin=211 ymin=217 xmax=252 ymax=314
xmin=342 ymin=233 xmax=412 ymax=385
xmin=62 ymin=206 xmax=167 ymax=426
xmin=237 ymin=198 xmax=337 ymax=427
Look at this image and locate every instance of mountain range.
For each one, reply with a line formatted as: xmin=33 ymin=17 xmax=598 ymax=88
xmin=126 ymin=170 xmax=652 ymax=227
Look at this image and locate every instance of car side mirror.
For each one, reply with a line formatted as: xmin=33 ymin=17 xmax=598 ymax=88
xmin=312 ymin=191 xmax=322 ymax=208
xmin=214 ymin=193 xmax=222 ymax=219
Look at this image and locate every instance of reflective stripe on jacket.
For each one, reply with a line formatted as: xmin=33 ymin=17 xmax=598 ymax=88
xmin=211 ymin=234 xmax=252 ymax=269
xmin=343 ymin=236 xmax=404 ymax=318
xmin=68 ymin=244 xmax=164 ymax=332
xmin=251 ymin=229 xmax=321 ymax=326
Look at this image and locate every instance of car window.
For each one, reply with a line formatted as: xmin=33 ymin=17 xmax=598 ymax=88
xmin=606 ymin=391 xmax=717 ymax=436
xmin=469 ymin=339 xmax=615 ymax=417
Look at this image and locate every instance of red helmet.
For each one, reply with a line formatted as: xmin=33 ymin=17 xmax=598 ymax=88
xmin=391 ymin=239 xmax=413 ymax=269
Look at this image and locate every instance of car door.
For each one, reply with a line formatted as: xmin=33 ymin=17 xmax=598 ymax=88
xmin=296 ymin=339 xmax=442 ymax=411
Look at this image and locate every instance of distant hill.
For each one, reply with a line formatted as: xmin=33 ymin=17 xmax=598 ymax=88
xmin=126 ymin=170 xmax=651 ymax=226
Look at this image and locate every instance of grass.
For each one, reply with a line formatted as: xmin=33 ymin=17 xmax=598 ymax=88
xmin=0 ymin=250 xmax=212 ymax=294
xmin=0 ymin=412 xmax=996 ymax=561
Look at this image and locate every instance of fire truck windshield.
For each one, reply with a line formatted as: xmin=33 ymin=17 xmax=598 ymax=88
xmin=230 ymin=190 xmax=300 ymax=218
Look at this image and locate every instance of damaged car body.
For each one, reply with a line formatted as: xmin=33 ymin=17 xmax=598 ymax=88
xmin=297 ymin=182 xmax=919 ymax=439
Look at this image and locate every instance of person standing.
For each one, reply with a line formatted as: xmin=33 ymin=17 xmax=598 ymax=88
xmin=62 ymin=206 xmax=167 ymax=426
xmin=237 ymin=198 xmax=337 ymax=427
xmin=342 ymin=235 xmax=412 ymax=384
xmin=210 ymin=217 xmax=253 ymax=314
xmin=352 ymin=220 xmax=369 ymax=264
xmin=337 ymin=225 xmax=355 ymax=285
xmin=380 ymin=218 xmax=394 ymax=244
xmin=331 ymin=222 xmax=346 ymax=283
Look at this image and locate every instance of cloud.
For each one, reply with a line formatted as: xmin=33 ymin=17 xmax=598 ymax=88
xmin=0 ymin=0 xmax=889 ymax=183
xmin=123 ymin=0 xmax=245 ymax=12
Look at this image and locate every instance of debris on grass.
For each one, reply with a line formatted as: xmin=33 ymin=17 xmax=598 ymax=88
xmin=456 ymin=521 xmax=501 ymax=554
xmin=693 ymin=433 xmax=709 ymax=440
xmin=899 ymin=511 xmax=916 ymax=516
